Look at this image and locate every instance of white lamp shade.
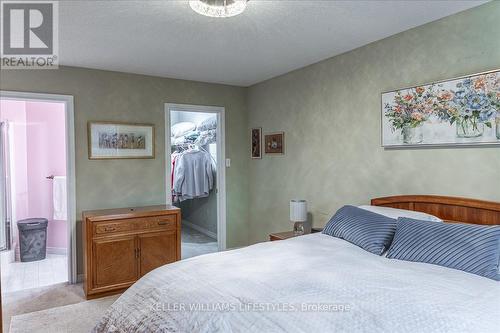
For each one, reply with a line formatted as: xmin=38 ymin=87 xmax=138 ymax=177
xmin=290 ymin=200 xmax=307 ymax=222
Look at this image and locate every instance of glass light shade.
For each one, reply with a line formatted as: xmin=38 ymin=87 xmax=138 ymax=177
xmin=290 ymin=200 xmax=307 ymax=222
xmin=189 ymin=0 xmax=248 ymax=18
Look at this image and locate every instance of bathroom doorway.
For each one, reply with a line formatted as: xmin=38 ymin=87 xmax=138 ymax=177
xmin=165 ymin=103 xmax=226 ymax=259
xmin=0 ymin=91 xmax=76 ymax=296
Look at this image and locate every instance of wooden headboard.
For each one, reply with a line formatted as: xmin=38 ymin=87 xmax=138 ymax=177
xmin=371 ymin=195 xmax=500 ymax=225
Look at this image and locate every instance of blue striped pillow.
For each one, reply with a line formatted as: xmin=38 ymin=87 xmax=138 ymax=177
xmin=387 ymin=218 xmax=500 ymax=280
xmin=322 ymin=205 xmax=397 ymax=255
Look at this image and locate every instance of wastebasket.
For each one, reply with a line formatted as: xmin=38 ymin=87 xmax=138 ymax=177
xmin=17 ymin=218 xmax=48 ymax=262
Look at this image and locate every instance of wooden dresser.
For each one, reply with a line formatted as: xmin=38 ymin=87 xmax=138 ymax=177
xmin=83 ymin=205 xmax=181 ymax=299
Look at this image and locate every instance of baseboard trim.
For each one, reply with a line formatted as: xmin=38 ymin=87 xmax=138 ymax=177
xmin=225 ymin=246 xmax=244 ymax=251
xmin=47 ymin=247 xmax=68 ymax=255
xmin=182 ymin=220 xmax=217 ymax=240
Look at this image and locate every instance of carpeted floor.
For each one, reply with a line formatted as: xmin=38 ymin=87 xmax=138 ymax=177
xmin=9 ymin=294 xmax=119 ymax=333
xmin=2 ymin=283 xmax=86 ymax=333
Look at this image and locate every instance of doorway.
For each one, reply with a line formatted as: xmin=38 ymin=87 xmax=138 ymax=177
xmin=0 ymin=91 xmax=76 ymax=296
xmin=165 ymin=103 xmax=226 ymax=258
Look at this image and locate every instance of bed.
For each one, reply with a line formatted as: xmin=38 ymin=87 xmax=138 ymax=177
xmin=94 ymin=195 xmax=500 ymax=332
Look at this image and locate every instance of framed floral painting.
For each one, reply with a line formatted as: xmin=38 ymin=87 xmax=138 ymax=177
xmin=382 ymin=69 xmax=500 ymax=148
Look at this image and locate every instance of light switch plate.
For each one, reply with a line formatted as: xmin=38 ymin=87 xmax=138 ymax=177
xmin=225 ymin=158 xmax=231 ymax=167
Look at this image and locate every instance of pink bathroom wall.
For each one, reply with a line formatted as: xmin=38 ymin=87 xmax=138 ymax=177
xmin=25 ymin=101 xmax=67 ymax=250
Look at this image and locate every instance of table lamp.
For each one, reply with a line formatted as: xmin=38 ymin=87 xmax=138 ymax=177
xmin=290 ymin=199 xmax=307 ymax=235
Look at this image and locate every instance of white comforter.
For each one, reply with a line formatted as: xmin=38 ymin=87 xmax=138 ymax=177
xmin=94 ymin=233 xmax=500 ymax=333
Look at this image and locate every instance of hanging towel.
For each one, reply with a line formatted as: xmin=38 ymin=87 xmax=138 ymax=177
xmin=53 ymin=176 xmax=67 ymax=220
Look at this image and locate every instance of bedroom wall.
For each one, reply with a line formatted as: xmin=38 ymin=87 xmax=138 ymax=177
xmin=0 ymin=67 xmax=249 ymax=275
xmin=247 ymin=2 xmax=500 ymax=243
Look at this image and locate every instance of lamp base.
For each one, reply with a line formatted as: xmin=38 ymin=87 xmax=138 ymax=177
xmin=293 ymin=222 xmax=305 ymax=236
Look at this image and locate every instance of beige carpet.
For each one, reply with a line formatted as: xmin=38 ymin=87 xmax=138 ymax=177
xmin=9 ymin=294 xmax=119 ymax=333
xmin=2 ymin=283 xmax=86 ymax=333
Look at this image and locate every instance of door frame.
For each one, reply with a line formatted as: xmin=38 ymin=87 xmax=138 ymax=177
xmin=0 ymin=90 xmax=77 ymax=284
xmin=164 ymin=103 xmax=226 ymax=251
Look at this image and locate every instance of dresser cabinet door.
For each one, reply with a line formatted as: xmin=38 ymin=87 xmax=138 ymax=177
xmin=93 ymin=236 xmax=138 ymax=288
xmin=138 ymin=231 xmax=177 ymax=277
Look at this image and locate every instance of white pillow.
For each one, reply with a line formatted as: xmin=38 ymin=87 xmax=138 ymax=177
xmin=197 ymin=115 xmax=217 ymax=131
xmin=171 ymin=122 xmax=196 ymax=138
xmin=358 ymin=205 xmax=442 ymax=222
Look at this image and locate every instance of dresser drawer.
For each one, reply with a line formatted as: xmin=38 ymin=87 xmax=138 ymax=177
xmin=94 ymin=220 xmax=136 ymax=235
xmin=94 ymin=215 xmax=177 ymax=236
xmin=144 ymin=215 xmax=176 ymax=231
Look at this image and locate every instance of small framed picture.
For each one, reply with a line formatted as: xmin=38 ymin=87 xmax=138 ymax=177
xmin=251 ymin=127 xmax=262 ymax=159
xmin=265 ymin=132 xmax=285 ymax=155
xmin=88 ymin=122 xmax=155 ymax=159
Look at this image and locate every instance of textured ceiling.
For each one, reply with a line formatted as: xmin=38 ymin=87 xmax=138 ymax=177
xmin=59 ymin=1 xmax=487 ymax=86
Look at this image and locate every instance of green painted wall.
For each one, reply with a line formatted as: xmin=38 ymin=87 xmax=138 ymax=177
xmin=0 ymin=67 xmax=249 ymax=274
xmin=247 ymin=2 xmax=500 ymax=243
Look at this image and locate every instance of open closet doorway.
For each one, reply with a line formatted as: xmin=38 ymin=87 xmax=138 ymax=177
xmin=165 ymin=103 xmax=226 ymax=259
xmin=0 ymin=91 xmax=76 ymax=299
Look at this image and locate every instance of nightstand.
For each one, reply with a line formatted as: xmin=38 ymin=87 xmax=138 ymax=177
xmin=269 ymin=228 xmax=323 ymax=241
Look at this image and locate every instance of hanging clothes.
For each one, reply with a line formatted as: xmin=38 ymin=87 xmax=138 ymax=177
xmin=172 ymin=149 xmax=215 ymax=202
xmin=171 ymin=151 xmax=180 ymax=190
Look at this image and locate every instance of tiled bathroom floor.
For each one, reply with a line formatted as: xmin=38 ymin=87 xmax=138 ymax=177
xmin=1 ymin=254 xmax=68 ymax=293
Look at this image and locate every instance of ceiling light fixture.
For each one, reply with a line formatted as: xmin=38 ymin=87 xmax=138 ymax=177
xmin=189 ymin=0 xmax=248 ymax=18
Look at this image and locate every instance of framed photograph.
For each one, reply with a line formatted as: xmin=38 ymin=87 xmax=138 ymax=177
xmin=265 ymin=132 xmax=285 ymax=154
xmin=251 ymin=127 xmax=262 ymax=159
xmin=382 ymin=69 xmax=500 ymax=148
xmin=88 ymin=122 xmax=155 ymax=159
